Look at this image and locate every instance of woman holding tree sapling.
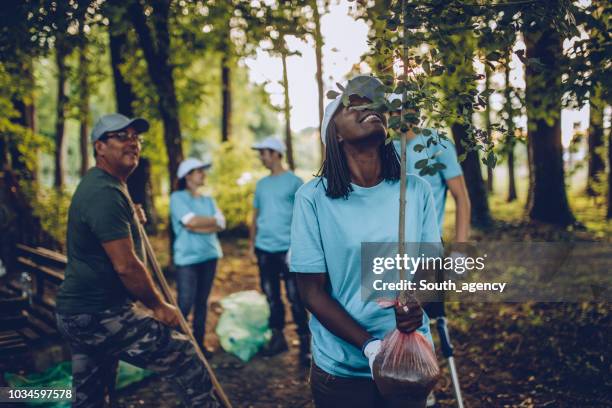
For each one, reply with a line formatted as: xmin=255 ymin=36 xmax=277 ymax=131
xmin=290 ymin=75 xmax=441 ymax=408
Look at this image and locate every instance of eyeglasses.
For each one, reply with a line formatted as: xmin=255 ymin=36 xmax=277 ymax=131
xmin=102 ymin=130 xmax=143 ymax=144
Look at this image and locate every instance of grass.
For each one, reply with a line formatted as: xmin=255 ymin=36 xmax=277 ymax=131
xmin=442 ymin=168 xmax=611 ymax=241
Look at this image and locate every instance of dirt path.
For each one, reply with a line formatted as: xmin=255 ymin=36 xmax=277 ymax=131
xmin=117 ymin=227 xmax=611 ymax=407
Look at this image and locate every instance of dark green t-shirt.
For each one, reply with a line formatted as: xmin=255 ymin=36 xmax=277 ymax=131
xmin=56 ymin=167 xmax=144 ymax=314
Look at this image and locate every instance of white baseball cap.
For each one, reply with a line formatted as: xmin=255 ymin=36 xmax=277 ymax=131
xmin=320 ymin=75 xmax=385 ymax=145
xmin=251 ymin=136 xmax=286 ymax=154
xmin=177 ymin=156 xmax=212 ymax=179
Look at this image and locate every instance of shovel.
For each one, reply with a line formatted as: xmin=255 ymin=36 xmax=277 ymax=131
xmin=136 ymin=222 xmax=233 ymax=408
xmin=432 ymin=310 xmax=465 ymax=408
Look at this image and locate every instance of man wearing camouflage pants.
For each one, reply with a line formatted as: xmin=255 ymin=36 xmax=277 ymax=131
xmin=55 ymin=113 xmax=220 ymax=408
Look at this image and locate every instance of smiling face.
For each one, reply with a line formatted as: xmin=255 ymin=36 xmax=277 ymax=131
xmin=95 ymin=126 xmax=141 ymax=175
xmin=332 ymin=95 xmax=387 ymax=146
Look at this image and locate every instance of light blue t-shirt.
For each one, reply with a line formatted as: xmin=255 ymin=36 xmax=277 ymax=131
xmin=254 ymin=171 xmax=303 ymax=252
xmin=170 ymin=190 xmax=223 ymax=266
xmin=394 ymin=129 xmax=463 ymax=234
xmin=290 ymin=175 xmax=441 ymax=378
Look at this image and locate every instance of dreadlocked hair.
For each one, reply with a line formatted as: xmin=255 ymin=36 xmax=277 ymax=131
xmin=316 ymin=118 xmax=402 ymax=199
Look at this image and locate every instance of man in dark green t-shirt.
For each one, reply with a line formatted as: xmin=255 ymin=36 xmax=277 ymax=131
xmin=55 ymin=113 xmax=219 ymax=408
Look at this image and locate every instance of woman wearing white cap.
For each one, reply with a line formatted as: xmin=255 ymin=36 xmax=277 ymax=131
xmin=290 ymin=75 xmax=440 ymax=407
xmin=170 ymin=157 xmax=225 ymax=358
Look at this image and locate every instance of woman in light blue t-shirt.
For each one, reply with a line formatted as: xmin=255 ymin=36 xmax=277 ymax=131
xmin=170 ymin=157 xmax=225 ymax=358
xmin=290 ymin=76 xmax=440 ymax=408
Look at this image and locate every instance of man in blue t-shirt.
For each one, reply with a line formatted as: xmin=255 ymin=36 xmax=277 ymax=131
xmin=249 ymin=136 xmax=310 ymax=365
xmin=388 ymin=101 xmax=470 ymax=243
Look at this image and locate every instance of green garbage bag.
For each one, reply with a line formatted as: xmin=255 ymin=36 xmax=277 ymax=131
xmin=115 ymin=361 xmax=154 ymax=389
xmin=4 ymin=362 xmax=72 ymax=408
xmin=215 ymin=290 xmax=271 ymax=362
xmin=4 ymin=361 xmax=153 ymax=407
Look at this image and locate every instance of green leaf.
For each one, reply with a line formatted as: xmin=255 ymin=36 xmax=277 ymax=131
xmin=433 ymin=163 xmax=447 ymax=170
xmin=404 ymin=113 xmax=419 ymax=124
xmin=341 ymin=93 xmax=349 ymax=107
xmin=485 ymin=151 xmax=497 ymax=168
xmin=387 ymin=18 xmax=399 ymax=31
xmin=388 ymin=116 xmax=401 ymax=129
xmin=481 ymin=89 xmax=494 ymax=98
xmin=486 ymin=51 xmax=502 ymax=61
xmin=413 ymin=144 xmax=425 ymax=153
xmin=415 ymin=158 xmax=429 ymax=169
xmin=422 ymin=128 xmax=432 ymax=136
xmin=431 ymin=65 xmax=444 ymax=76
xmin=326 ymin=90 xmax=340 ymax=99
xmin=457 ymin=153 xmax=467 ymax=163
xmin=515 ymin=49 xmax=527 ymax=64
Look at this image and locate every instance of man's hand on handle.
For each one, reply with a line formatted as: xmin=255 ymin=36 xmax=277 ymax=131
xmin=135 ymin=204 xmax=147 ymax=224
xmin=153 ymin=301 xmax=182 ymax=328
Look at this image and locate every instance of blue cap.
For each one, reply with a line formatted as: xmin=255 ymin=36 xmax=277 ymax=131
xmin=91 ymin=113 xmax=149 ymax=143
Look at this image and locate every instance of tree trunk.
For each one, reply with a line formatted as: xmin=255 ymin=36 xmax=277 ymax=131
xmin=128 ymin=0 xmax=183 ymax=190
xmin=9 ymin=98 xmax=35 ymax=176
xmin=525 ymin=29 xmax=574 ymax=226
xmin=504 ymin=51 xmax=517 ymax=202
xmin=108 ymin=9 xmax=136 ymax=117
xmin=452 ymin=123 xmax=493 ymax=228
xmin=108 ymin=3 xmax=158 ymax=233
xmin=54 ymin=39 xmax=68 ymax=188
xmin=586 ymin=86 xmax=605 ymax=196
xmin=312 ymin=0 xmax=325 ymax=164
xmin=221 ymin=52 xmax=232 ymax=143
xmin=606 ymin=125 xmax=612 ymax=220
xmin=485 ymin=63 xmax=494 ymax=193
xmin=281 ymin=50 xmax=295 ymax=170
xmin=7 ymin=61 xmax=36 ymax=176
xmin=78 ymin=40 xmax=90 ymax=176
xmin=126 ymin=158 xmax=158 ymax=234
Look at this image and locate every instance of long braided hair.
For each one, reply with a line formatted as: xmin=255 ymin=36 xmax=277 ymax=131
xmin=316 ymin=108 xmax=401 ymax=199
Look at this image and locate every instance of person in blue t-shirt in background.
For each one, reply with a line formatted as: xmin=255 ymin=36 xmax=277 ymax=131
xmin=170 ymin=157 xmax=225 ymax=359
xmin=249 ymin=136 xmax=310 ymax=365
xmin=290 ymin=75 xmax=440 ymax=408
xmin=388 ymin=94 xmax=471 ymax=244
xmin=388 ymin=98 xmax=471 ymax=408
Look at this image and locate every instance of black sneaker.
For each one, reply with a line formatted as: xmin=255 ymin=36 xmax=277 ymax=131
xmin=260 ymin=329 xmax=288 ymax=356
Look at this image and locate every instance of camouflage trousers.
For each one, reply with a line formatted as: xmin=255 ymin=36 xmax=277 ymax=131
xmin=56 ymin=303 xmax=220 ymax=408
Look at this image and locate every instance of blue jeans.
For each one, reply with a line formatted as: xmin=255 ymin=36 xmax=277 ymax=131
xmin=255 ymin=248 xmax=309 ymax=335
xmin=176 ymin=259 xmax=217 ymax=346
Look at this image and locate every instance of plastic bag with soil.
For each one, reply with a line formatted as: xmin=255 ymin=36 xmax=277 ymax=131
xmin=372 ymin=302 xmax=440 ymax=402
